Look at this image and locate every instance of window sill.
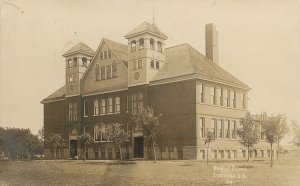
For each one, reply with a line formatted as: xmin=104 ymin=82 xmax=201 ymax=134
xmin=83 ymin=115 xmax=88 ymax=118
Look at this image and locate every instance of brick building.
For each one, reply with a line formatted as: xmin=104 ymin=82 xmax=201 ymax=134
xmin=41 ymin=22 xmax=274 ymax=160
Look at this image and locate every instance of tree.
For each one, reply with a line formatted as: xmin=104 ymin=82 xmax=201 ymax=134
xmin=291 ymin=121 xmax=300 ymax=157
xmin=103 ymin=123 xmax=129 ymax=161
xmin=275 ymin=115 xmax=289 ymax=160
xmin=237 ymin=113 xmax=260 ymax=161
xmin=78 ymin=133 xmax=93 ymax=161
xmin=131 ymin=107 xmax=166 ymax=162
xmin=47 ymin=133 xmax=66 ymax=159
xmin=204 ymin=129 xmax=216 ymax=164
xmin=261 ymin=114 xmax=286 ymax=167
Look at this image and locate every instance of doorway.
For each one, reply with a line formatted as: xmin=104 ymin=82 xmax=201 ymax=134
xmin=134 ymin=136 xmax=144 ymax=158
xmin=70 ymin=140 xmax=77 ymax=158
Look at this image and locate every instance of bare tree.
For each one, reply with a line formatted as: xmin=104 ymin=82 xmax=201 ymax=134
xmin=47 ymin=133 xmax=66 ymax=159
xmin=204 ymin=129 xmax=216 ymax=164
xmin=103 ymin=123 xmax=129 ymax=161
xmin=237 ymin=112 xmax=260 ymax=161
xmin=291 ymin=120 xmax=300 ymax=157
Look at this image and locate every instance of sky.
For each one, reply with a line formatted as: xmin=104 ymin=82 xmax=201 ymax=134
xmin=0 ymin=0 xmax=299 ymax=139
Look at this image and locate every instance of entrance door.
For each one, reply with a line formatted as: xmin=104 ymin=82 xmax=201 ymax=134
xmin=134 ymin=136 xmax=144 ymax=158
xmin=70 ymin=140 xmax=77 ymax=158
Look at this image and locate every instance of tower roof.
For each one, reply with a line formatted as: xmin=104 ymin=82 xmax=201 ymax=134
xmin=63 ymin=42 xmax=95 ymax=57
xmin=125 ymin=22 xmax=167 ymax=39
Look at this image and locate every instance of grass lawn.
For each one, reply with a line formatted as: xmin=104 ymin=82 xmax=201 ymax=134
xmin=0 ymin=156 xmax=299 ymax=185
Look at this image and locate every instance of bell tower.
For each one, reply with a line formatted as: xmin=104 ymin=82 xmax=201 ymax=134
xmin=63 ymin=42 xmax=95 ymax=97
xmin=125 ymin=22 xmax=167 ymax=87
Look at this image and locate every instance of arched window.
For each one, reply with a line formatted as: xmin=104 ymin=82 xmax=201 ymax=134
xmin=157 ymin=41 xmax=162 ymax=52
xmin=73 ymin=57 xmax=77 ymax=66
xmin=150 ymin=38 xmax=155 ymax=50
xmin=82 ymin=57 xmax=87 ymax=67
xmin=131 ymin=40 xmax=136 ymax=52
xmin=139 ymin=38 xmax=144 ymax=50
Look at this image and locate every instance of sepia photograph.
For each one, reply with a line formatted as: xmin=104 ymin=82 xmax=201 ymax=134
xmin=0 ymin=0 xmax=300 ymax=185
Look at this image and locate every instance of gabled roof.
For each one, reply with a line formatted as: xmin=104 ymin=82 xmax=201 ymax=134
xmin=63 ymin=42 xmax=95 ymax=57
xmin=102 ymin=38 xmax=128 ymax=67
xmin=41 ymin=85 xmax=65 ymax=103
xmin=151 ymin=43 xmax=250 ymax=90
xmin=125 ymin=22 xmax=168 ymax=39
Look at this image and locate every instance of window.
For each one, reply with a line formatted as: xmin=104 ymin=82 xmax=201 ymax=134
xmin=233 ymin=91 xmax=236 ymax=108
xmin=151 ymin=60 xmax=154 ymax=68
xmin=106 ymin=65 xmax=112 ymax=79
xmin=68 ymin=74 xmax=73 ymax=83
xmin=69 ymin=102 xmax=78 ymax=121
xmin=68 ymin=59 xmax=72 ymax=68
xmin=101 ymin=98 xmax=106 ymax=115
xmin=218 ymin=120 xmax=223 ymax=138
xmin=95 ymin=64 xmax=100 ymax=81
xmin=220 ymin=88 xmax=223 ymax=106
xmin=231 ymin=121 xmax=237 ymax=139
xmin=242 ymin=93 xmax=246 ymax=109
xmin=82 ymin=57 xmax=87 ymax=67
xmin=156 ymin=61 xmax=159 ymax=69
xmin=200 ymin=117 xmax=205 ymax=138
xmin=216 ymin=87 xmax=221 ymax=105
xmin=107 ymin=98 xmax=113 ymax=114
xmin=139 ymin=38 xmax=144 ymax=50
xmin=138 ymin=92 xmax=143 ymax=109
xmin=131 ymin=40 xmax=136 ymax=52
xmin=225 ymin=120 xmax=230 ymax=138
xmin=157 ymin=41 xmax=162 ymax=52
xmin=73 ymin=57 xmax=77 ymax=67
xmin=224 ymin=89 xmax=229 ymax=107
xmin=73 ymin=73 xmax=77 ymax=82
xmin=108 ymin=50 xmax=111 ymax=58
xmin=94 ymin=99 xmax=99 ymax=116
xmin=104 ymin=51 xmax=107 ymax=59
xmin=112 ymin=64 xmax=117 ymax=78
xmin=150 ymin=38 xmax=155 ymax=50
xmin=211 ymin=86 xmax=216 ymax=105
xmin=131 ymin=93 xmax=138 ymax=114
xmin=197 ymin=83 xmax=204 ymax=103
xmin=230 ymin=90 xmax=235 ymax=107
xmin=132 ymin=60 xmax=137 ymax=70
xmin=68 ymin=103 xmax=73 ymax=121
xmin=94 ymin=124 xmax=107 ymax=142
xmin=100 ymin=52 xmax=103 ymax=60
xmin=138 ymin=59 xmax=142 ymax=69
xmin=101 ymin=66 xmax=106 ymax=80
xmin=83 ymin=100 xmax=88 ymax=117
xmin=115 ymin=97 xmax=120 ymax=113
xmin=211 ymin=119 xmax=217 ymax=137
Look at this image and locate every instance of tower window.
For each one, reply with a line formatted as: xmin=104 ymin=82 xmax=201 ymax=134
xmin=157 ymin=41 xmax=162 ymax=53
xmin=82 ymin=57 xmax=87 ymax=67
xmin=68 ymin=74 xmax=73 ymax=83
xmin=139 ymin=38 xmax=144 ymax=50
xmin=132 ymin=60 xmax=137 ymax=70
xmin=150 ymin=38 xmax=155 ymax=50
xmin=73 ymin=57 xmax=77 ymax=67
xmin=131 ymin=40 xmax=136 ymax=52
xmin=156 ymin=61 xmax=159 ymax=69
xmin=138 ymin=59 xmax=142 ymax=69
xmin=151 ymin=60 xmax=154 ymax=68
xmin=68 ymin=59 xmax=72 ymax=68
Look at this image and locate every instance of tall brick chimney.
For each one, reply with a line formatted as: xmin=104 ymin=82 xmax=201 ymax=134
xmin=205 ymin=23 xmax=218 ymax=64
